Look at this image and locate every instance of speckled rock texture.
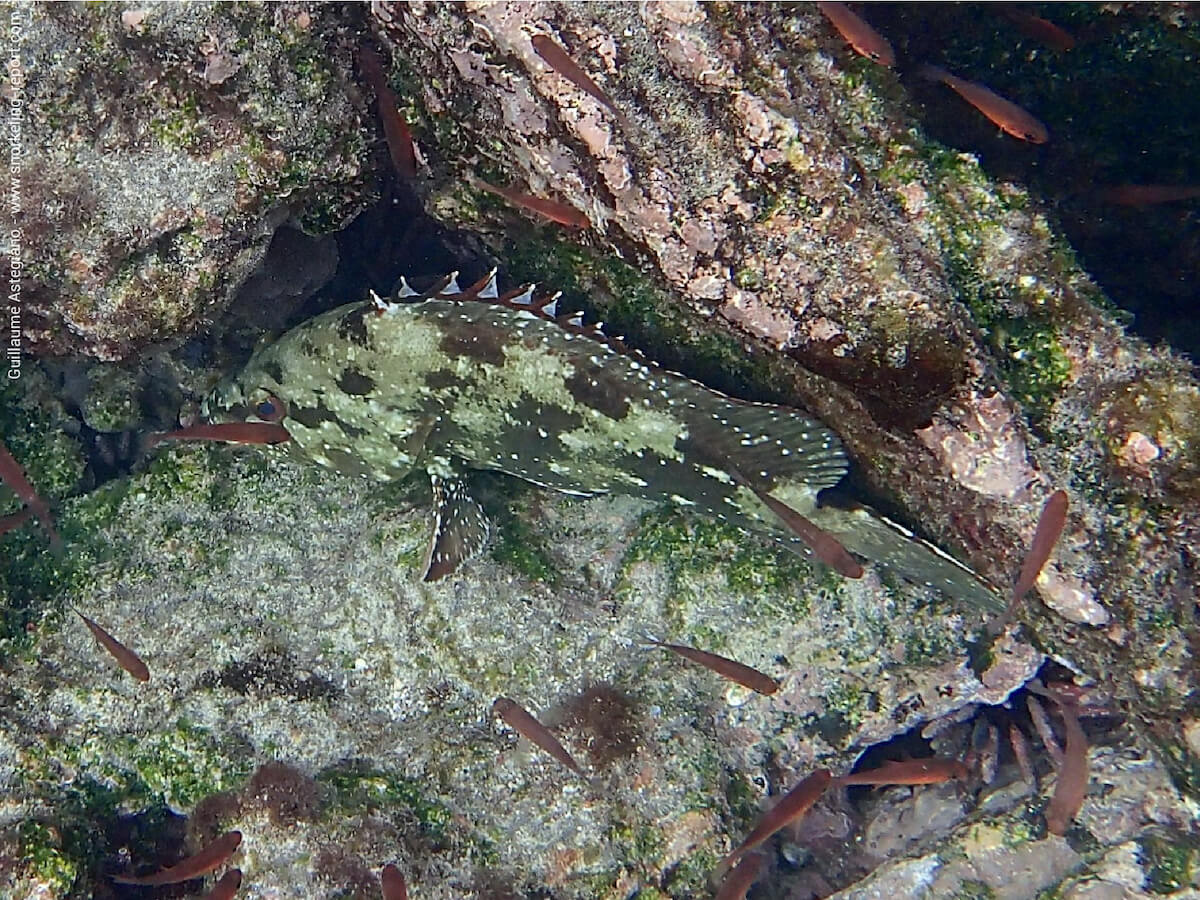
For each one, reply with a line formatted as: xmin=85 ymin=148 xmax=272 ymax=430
xmin=18 ymin=3 xmax=371 ymax=361
xmin=2 ymin=2 xmax=1199 ymax=899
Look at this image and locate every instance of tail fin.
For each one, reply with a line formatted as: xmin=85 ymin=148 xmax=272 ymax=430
xmin=811 ymin=503 xmax=1004 ymax=613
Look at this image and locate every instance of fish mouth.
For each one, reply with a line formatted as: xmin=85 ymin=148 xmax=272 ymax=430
xmin=199 ymin=381 xmax=247 ymax=424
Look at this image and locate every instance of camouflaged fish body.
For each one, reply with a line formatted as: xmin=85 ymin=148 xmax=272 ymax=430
xmin=206 ymin=273 xmax=1001 ymax=610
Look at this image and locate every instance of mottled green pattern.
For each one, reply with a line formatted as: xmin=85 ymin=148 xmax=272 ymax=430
xmin=206 ymin=281 xmax=1001 ymax=608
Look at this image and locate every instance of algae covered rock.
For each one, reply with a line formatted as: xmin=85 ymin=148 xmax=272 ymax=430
xmin=17 ymin=3 xmax=372 ymax=361
xmin=2 ymin=2 xmax=1199 ymax=899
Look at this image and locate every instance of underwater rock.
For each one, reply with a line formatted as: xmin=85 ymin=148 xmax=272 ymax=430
xmin=3 ymin=3 xmax=1200 ymax=898
xmin=16 ymin=4 xmax=371 ymax=361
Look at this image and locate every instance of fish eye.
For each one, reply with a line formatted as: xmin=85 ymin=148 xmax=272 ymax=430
xmin=255 ymin=394 xmax=287 ymax=422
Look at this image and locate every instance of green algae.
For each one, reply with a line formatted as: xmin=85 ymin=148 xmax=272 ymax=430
xmin=812 ymin=682 xmax=877 ymax=748
xmin=665 ymin=847 xmax=721 ymax=898
xmin=16 ymin=820 xmax=78 ymax=896
xmin=26 ymin=723 xmax=250 ymax=813
xmin=723 ymin=770 xmax=760 ymax=826
xmin=1140 ymin=831 xmax=1198 ymax=894
xmin=606 ymin=813 xmax=666 ymax=873
xmin=616 ymin=505 xmax=817 ymax=638
xmin=875 ymin=140 xmax=1075 ymax=423
xmin=0 ymin=385 xmax=87 ymax=657
xmin=317 ymin=761 xmax=459 ymax=850
xmin=486 ymin=483 xmax=561 ymax=585
xmin=13 ymin=724 xmax=246 ymax=896
xmin=952 ymin=881 xmax=998 ymax=900
xmin=990 ymin=317 xmax=1073 ymax=420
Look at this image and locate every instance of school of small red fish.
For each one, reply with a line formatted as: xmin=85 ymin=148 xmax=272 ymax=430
xmin=0 ymin=407 xmax=1081 ymax=898
xmin=1 ymin=4 xmax=1169 ymax=896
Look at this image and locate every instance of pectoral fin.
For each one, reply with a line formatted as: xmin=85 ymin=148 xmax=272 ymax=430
xmin=422 ymin=473 xmax=490 ymax=581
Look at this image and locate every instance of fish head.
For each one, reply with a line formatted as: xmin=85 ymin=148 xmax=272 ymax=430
xmin=201 ymin=302 xmax=442 ymax=482
xmin=202 ymin=347 xmax=291 ymax=430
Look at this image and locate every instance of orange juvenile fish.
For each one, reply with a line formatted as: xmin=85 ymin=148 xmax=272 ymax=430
xmin=0 ymin=439 xmax=62 ymax=550
xmin=204 ymin=869 xmax=242 ymax=900
xmin=919 ymin=64 xmax=1049 ymax=143
xmin=530 ymin=34 xmax=631 ymax=131
xmin=644 ymin=635 xmax=779 ymax=695
xmin=989 ymin=488 xmax=1069 ymax=634
xmin=817 ymin=2 xmax=895 ymax=66
xmin=1045 ymin=698 xmax=1088 ymax=835
xmin=1012 ymin=489 xmax=1068 ymax=602
xmin=359 ymin=47 xmax=418 ymax=179
xmin=833 ymin=757 xmax=969 ymax=787
xmin=148 ymin=422 xmax=292 ymax=447
xmin=722 ymin=769 xmax=833 ymax=870
xmin=1000 ymin=8 xmax=1076 ymax=52
xmin=76 ymin=610 xmax=150 ymax=682
xmin=380 ymin=863 xmax=408 ymax=900
xmin=493 ymin=697 xmax=585 ymax=776
xmin=113 ymin=831 xmax=243 ymax=885
xmin=724 ymin=463 xmax=863 ymax=578
xmin=1101 ymin=184 xmax=1200 ymax=207
xmin=471 ymin=177 xmax=591 ymax=230
xmin=714 ymin=851 xmax=765 ymax=900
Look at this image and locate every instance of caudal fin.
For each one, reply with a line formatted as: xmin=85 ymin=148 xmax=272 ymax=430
xmin=811 ymin=503 xmax=1004 ymax=613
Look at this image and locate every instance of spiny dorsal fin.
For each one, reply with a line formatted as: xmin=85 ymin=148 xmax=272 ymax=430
xmin=388 ymin=271 xmax=604 ymax=340
xmin=423 ymin=474 xmax=490 ymax=581
xmin=385 ymin=271 xmax=679 ymax=377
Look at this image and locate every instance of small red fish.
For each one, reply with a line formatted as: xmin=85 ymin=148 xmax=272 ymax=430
xmin=113 ymin=831 xmax=243 ymax=885
xmin=204 ymin=869 xmax=242 ymax=900
xmin=471 ymin=177 xmax=591 ymax=230
xmin=0 ymin=438 xmax=62 ymax=550
xmin=1101 ymin=184 xmax=1200 ymax=207
xmin=833 ymin=757 xmax=968 ymax=787
xmin=714 ymin=851 xmax=765 ymax=900
xmin=493 ymin=697 xmax=585 ymax=776
xmin=380 ymin=863 xmax=408 ymax=900
xmin=530 ymin=34 xmax=631 ymax=131
xmin=1000 ymin=8 xmax=1076 ymax=52
xmin=76 ymin=610 xmax=150 ymax=682
xmin=1045 ymin=698 xmax=1088 ymax=835
xmin=644 ymin=635 xmax=779 ymax=695
xmin=722 ymin=769 xmax=833 ymax=870
xmin=1012 ymin=489 xmax=1068 ymax=602
xmin=988 ymin=488 xmax=1069 ymax=634
xmin=817 ymin=2 xmax=895 ymax=66
xmin=359 ymin=47 xmax=417 ymax=179
xmin=724 ymin=463 xmax=863 ymax=578
xmin=147 ymin=422 xmax=291 ymax=447
xmin=919 ymin=64 xmax=1049 ymax=143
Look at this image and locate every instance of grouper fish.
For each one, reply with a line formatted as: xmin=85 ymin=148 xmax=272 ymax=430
xmin=201 ymin=272 xmax=1001 ymax=611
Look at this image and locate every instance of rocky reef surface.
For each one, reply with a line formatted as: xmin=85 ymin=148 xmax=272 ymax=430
xmin=2 ymin=3 xmax=1197 ymax=899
